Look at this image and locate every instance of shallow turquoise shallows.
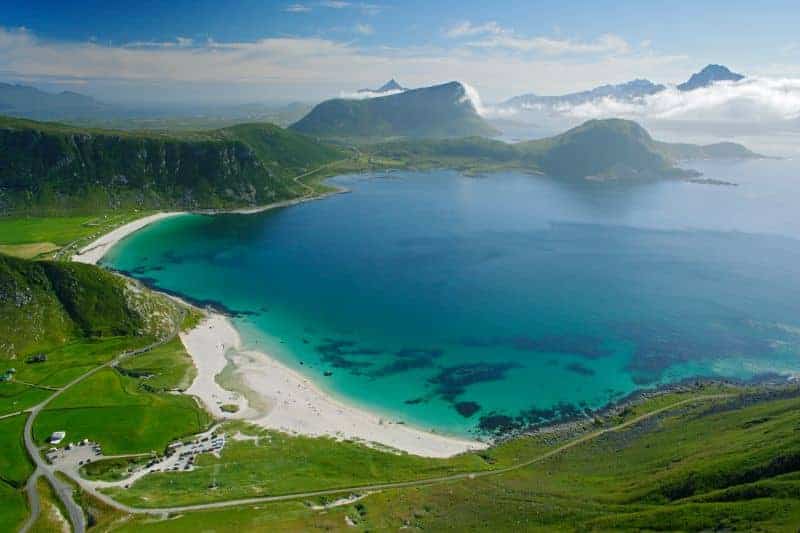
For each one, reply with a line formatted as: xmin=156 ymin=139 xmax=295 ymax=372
xmin=103 ymin=158 xmax=800 ymax=438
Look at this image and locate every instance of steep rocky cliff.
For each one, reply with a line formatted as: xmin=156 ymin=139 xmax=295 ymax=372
xmin=0 ymin=117 xmax=341 ymax=213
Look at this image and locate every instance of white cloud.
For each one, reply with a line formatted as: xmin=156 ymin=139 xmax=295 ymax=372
xmin=458 ymin=81 xmax=487 ymax=115
xmin=445 ymin=21 xmax=629 ymax=57
xmin=0 ymin=26 xmax=694 ymax=103
xmin=444 ymin=21 xmax=503 ymax=38
xmin=318 ymin=1 xmax=382 ymax=15
xmin=284 ymin=4 xmax=312 ymax=12
xmin=339 ymin=88 xmax=404 ymax=99
xmin=355 ymin=23 xmax=374 ymax=35
xmin=519 ymin=77 xmax=800 ymax=123
xmin=469 ymin=33 xmax=630 ymax=56
xmin=124 ymin=37 xmax=195 ymax=49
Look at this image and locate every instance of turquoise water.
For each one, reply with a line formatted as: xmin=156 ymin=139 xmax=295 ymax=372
xmin=103 ymin=158 xmax=800 ymax=438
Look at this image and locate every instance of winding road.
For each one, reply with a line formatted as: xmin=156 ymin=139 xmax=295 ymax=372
xmin=19 ymin=312 xmax=185 ymax=533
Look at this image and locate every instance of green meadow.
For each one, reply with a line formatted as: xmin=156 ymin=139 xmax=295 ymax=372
xmin=0 ymin=414 xmax=33 ymax=533
xmin=0 ymin=481 xmax=28 ymax=533
xmin=116 ymin=337 xmax=197 ymax=392
xmin=108 ymin=389 xmax=800 ymax=532
xmin=0 ymin=212 xmax=147 ymax=259
xmin=34 ymin=366 xmax=211 ymax=455
xmin=0 ymin=414 xmax=33 ymax=488
xmin=106 ymin=421 xmax=490 ymax=507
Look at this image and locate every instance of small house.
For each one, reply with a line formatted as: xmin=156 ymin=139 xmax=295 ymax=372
xmin=48 ymin=431 xmax=66 ymax=445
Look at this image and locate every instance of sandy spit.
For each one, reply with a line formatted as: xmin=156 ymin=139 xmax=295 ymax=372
xmin=181 ymin=313 xmax=488 ymax=458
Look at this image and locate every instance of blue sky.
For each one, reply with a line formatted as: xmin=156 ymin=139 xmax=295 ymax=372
xmin=2 ymin=0 xmax=799 ymax=104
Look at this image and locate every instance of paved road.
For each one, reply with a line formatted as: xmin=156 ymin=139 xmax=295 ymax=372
xmin=19 ymin=311 xmax=184 ymax=533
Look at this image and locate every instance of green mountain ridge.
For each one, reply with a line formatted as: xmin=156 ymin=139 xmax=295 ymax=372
xmin=370 ymin=119 xmax=763 ymax=180
xmin=0 ymin=117 xmax=765 ymax=215
xmin=0 ymin=117 xmax=342 ymax=214
xmin=290 ymin=81 xmax=499 ymax=140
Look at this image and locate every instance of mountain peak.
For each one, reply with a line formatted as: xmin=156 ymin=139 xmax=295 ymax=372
xmin=503 ymin=78 xmax=665 ymax=108
xmin=358 ymin=79 xmax=407 ymax=94
xmin=378 ymin=79 xmax=405 ymax=92
xmin=292 ymin=81 xmax=496 ymax=139
xmin=677 ymin=64 xmax=744 ymax=91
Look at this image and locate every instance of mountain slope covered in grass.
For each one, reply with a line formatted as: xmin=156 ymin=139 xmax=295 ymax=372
xmin=0 ymin=253 xmax=178 ymax=358
xmin=290 ymin=81 xmax=498 ymax=140
xmin=370 ymin=119 xmax=763 ymax=180
xmin=518 ymin=119 xmax=687 ymax=179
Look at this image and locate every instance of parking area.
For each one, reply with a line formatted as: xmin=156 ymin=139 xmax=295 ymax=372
xmin=47 ymin=426 xmax=227 ymax=489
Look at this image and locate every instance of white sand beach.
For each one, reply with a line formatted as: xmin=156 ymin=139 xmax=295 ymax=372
xmin=180 ymin=315 xmax=251 ymax=419
xmin=181 ymin=312 xmax=488 ymax=458
xmin=73 ymin=212 xmax=185 ymax=264
xmin=74 ymin=209 xmax=487 ymax=458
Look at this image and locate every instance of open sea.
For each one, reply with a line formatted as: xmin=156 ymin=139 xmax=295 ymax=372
xmin=103 ymin=158 xmax=800 ymax=438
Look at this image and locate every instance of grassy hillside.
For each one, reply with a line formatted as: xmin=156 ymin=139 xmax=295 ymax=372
xmin=109 ymin=387 xmax=800 ymax=532
xmin=653 ymin=140 xmax=765 ymax=160
xmin=0 ymin=253 xmax=208 ymax=528
xmin=0 ymin=116 xmax=342 ymax=214
xmin=517 ymin=119 xmax=691 ymax=180
xmin=290 ymin=82 xmax=499 ymax=140
xmin=0 ymin=252 xmax=183 ymax=420
xmin=0 ymin=254 xmax=153 ymax=358
xmin=368 ymin=119 xmax=761 ymax=180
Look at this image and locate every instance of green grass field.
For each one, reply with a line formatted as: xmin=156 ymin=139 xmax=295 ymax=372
xmin=0 ymin=383 xmax=51 ymax=416
xmin=106 ymin=421 xmax=490 ymax=507
xmin=0 ymin=212 xmax=147 ymax=259
xmin=0 ymin=414 xmax=33 ymax=533
xmin=108 ymin=389 xmax=800 ymax=532
xmin=343 ymin=391 xmax=800 ymax=531
xmin=0 ymin=215 xmax=103 ymax=245
xmin=0 ymin=414 xmax=33 ymax=488
xmin=34 ymin=366 xmax=211 ymax=455
xmin=0 ymin=481 xmax=28 ymax=533
xmin=116 ymin=338 xmax=196 ymax=392
xmin=4 ymin=336 xmax=151 ymax=389
xmin=99 ymin=388 xmax=761 ymax=512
